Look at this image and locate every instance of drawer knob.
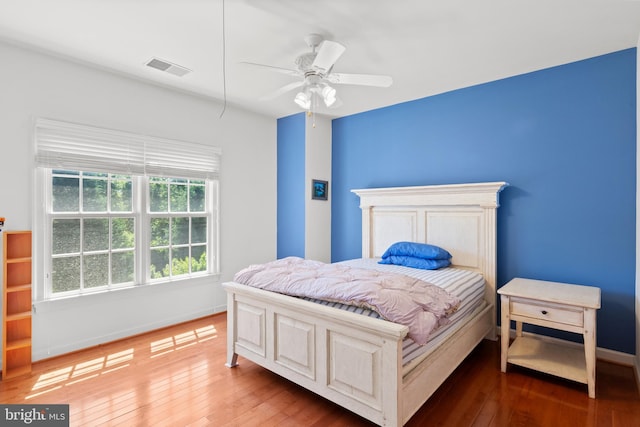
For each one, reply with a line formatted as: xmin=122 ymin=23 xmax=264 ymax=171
xmin=541 ymin=310 xmax=548 ymax=315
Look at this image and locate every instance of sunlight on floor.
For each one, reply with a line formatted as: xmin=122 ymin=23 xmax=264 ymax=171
xmin=27 ymin=324 xmax=218 ymax=400
xmin=150 ymin=325 xmax=218 ymax=358
xmin=27 ymin=349 xmax=134 ymax=399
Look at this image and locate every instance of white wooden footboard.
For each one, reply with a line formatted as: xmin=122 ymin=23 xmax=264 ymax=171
xmin=224 ymin=281 xmax=408 ymax=427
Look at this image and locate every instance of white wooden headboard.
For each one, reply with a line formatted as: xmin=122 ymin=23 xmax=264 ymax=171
xmin=352 ymin=182 xmax=508 ymax=338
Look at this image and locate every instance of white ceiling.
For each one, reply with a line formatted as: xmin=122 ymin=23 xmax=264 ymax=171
xmin=1 ymin=0 xmax=640 ymax=119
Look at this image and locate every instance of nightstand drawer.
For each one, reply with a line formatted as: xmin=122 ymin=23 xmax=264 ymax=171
xmin=511 ymin=299 xmax=583 ymax=327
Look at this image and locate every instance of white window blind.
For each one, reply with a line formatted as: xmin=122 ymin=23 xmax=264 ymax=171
xmin=35 ymin=118 xmax=221 ymax=179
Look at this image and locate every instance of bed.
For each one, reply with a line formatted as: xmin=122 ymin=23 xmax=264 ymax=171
xmin=223 ymin=181 xmax=508 ymax=426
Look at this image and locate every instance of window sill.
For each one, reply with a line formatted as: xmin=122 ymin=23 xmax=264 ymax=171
xmin=33 ymin=273 xmax=221 ymax=314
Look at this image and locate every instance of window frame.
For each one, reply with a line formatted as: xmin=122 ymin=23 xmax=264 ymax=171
xmin=143 ymin=176 xmax=216 ymax=283
xmin=36 ymin=169 xmax=219 ymax=301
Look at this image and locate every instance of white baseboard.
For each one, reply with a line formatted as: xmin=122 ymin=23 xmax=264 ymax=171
xmin=596 ymin=345 xmax=636 ymax=366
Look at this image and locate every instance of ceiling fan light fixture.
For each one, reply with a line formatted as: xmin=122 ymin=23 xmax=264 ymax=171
xmin=294 ymin=91 xmax=311 ymax=109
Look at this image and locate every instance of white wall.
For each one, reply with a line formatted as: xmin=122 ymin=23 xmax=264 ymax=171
xmin=0 ymin=40 xmax=277 ymax=361
xmin=305 ymin=114 xmax=332 ymax=263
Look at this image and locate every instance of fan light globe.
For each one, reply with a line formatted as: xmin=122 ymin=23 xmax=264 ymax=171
xmin=294 ymin=91 xmax=310 ymax=109
xmin=322 ymin=85 xmax=337 ymax=107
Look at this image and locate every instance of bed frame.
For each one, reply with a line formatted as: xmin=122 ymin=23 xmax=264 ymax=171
xmin=223 ymin=181 xmax=507 ymax=426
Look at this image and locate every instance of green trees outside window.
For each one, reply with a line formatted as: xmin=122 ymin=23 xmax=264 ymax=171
xmin=50 ymin=171 xmax=209 ymax=296
xmin=149 ymin=177 xmax=207 ymax=279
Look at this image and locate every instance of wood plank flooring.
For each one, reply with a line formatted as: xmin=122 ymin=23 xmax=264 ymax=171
xmin=0 ymin=314 xmax=638 ymax=426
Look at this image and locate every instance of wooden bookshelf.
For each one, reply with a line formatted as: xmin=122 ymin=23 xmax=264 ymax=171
xmin=2 ymin=230 xmax=32 ymax=380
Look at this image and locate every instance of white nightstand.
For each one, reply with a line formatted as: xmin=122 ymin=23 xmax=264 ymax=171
xmin=498 ymin=277 xmax=601 ymax=398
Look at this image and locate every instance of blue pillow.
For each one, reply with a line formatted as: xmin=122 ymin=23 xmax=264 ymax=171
xmin=379 ymin=255 xmax=451 ymax=270
xmin=381 ymin=242 xmax=451 ymax=260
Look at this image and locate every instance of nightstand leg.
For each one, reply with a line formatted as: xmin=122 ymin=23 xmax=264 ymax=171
xmin=584 ymin=308 xmax=597 ymax=398
xmin=500 ymin=295 xmax=510 ymax=372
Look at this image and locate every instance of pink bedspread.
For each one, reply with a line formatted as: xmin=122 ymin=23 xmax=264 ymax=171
xmin=233 ymin=257 xmax=461 ymax=345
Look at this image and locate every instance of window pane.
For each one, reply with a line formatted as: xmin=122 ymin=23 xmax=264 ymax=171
xmin=172 ymin=217 xmax=189 ymax=245
xmin=111 ymin=178 xmax=132 ymax=212
xmin=192 ymin=245 xmax=206 ymax=272
xmin=84 ymin=218 xmax=109 ymax=251
xmin=112 ymin=218 xmax=134 ymax=249
xmin=112 ymin=251 xmax=134 ymax=284
xmin=172 ymin=247 xmax=190 ymax=275
xmin=170 ymin=181 xmax=188 ymax=212
xmin=83 ymin=253 xmax=109 ymax=288
xmin=150 ymin=180 xmax=168 ymax=212
xmin=83 ymin=177 xmax=108 ymax=212
xmin=191 ymin=217 xmax=207 ymax=244
xmin=189 ymin=183 xmax=205 ymax=212
xmin=52 ymin=176 xmax=79 ymax=212
xmin=52 ymin=219 xmax=80 ymax=254
xmin=52 ymin=256 xmax=80 ymax=293
xmin=150 ymin=248 xmax=169 ymax=278
xmin=150 ymin=218 xmax=169 ymax=247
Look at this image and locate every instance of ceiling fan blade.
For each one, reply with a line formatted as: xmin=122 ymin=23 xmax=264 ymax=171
xmin=326 ymin=72 xmax=393 ymax=87
xmin=312 ymin=41 xmax=346 ymax=74
xmin=259 ymin=81 xmax=303 ymax=101
xmin=240 ymin=61 xmax=300 ymax=77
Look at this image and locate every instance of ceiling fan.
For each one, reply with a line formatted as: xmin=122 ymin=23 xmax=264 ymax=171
xmin=243 ymin=34 xmax=393 ymax=111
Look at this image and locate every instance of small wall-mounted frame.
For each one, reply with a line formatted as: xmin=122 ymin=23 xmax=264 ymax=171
xmin=312 ymin=179 xmax=328 ymax=200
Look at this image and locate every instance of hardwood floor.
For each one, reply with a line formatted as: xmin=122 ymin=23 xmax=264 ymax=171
xmin=1 ymin=314 xmax=638 ymax=426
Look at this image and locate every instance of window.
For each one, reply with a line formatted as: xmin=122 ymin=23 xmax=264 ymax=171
xmin=35 ymin=119 xmax=221 ymax=300
xmin=148 ymin=177 xmax=208 ymax=279
xmin=50 ymin=171 xmax=135 ymax=294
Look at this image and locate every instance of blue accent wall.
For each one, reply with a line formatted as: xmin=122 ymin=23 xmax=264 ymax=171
xmin=277 ymin=113 xmax=306 ymax=258
xmin=331 ymin=49 xmax=636 ymax=354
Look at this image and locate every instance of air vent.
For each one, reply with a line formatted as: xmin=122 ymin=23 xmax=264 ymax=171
xmin=145 ymin=57 xmax=192 ymax=77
